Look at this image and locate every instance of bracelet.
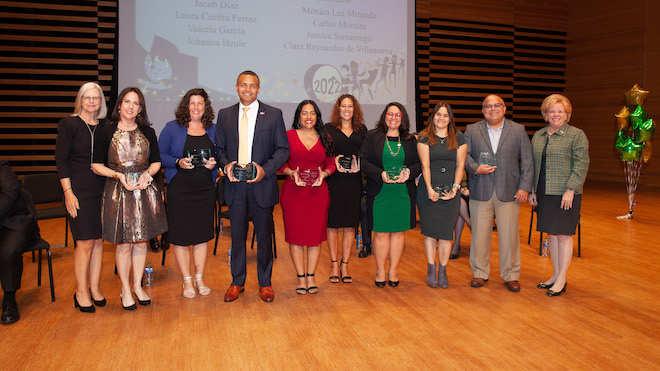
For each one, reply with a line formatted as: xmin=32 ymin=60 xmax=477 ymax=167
xmin=323 ymin=170 xmax=330 ymax=177
xmin=63 ymin=188 xmax=71 ymax=194
xmin=175 ymin=158 xmax=181 ymax=169
xmin=452 ymin=183 xmax=461 ymax=188
xmin=111 ymin=172 xmax=119 ymax=180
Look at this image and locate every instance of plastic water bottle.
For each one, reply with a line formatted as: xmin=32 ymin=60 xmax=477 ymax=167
xmin=228 ymin=245 xmax=232 ymax=266
xmin=356 ymin=232 xmax=363 ymax=250
xmin=144 ymin=262 xmax=153 ymax=286
xmin=218 ymin=220 xmax=223 ymax=235
xmin=542 ymin=238 xmax=549 ymax=257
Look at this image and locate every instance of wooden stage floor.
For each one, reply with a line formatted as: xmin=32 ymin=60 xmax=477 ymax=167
xmin=1 ymin=183 xmax=659 ymax=369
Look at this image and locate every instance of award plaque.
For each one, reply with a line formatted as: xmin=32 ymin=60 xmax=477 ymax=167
xmin=386 ymin=166 xmax=406 ymax=180
xmin=478 ymin=152 xmax=498 ymax=167
xmin=299 ymin=168 xmax=320 ymax=186
xmin=338 ymin=155 xmax=353 ymax=170
xmin=233 ymin=163 xmax=256 ymax=181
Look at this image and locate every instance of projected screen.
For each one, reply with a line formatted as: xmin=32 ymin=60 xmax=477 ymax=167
xmin=118 ymin=0 xmax=416 ymax=133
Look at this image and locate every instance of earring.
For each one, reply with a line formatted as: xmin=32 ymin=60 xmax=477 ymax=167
xmin=118 ymin=109 xmax=121 ymax=112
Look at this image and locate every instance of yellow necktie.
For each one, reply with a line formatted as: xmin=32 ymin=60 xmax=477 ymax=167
xmin=238 ymin=107 xmax=250 ymax=165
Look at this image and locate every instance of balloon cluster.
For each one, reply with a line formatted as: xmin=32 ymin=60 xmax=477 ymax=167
xmin=615 ymin=84 xmax=655 ymax=219
xmin=614 ymin=84 xmax=654 ymax=162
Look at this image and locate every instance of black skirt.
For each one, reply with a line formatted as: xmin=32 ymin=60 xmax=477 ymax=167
xmin=536 ymin=139 xmax=581 ymax=235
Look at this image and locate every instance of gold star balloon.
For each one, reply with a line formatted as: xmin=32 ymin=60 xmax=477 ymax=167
xmin=615 ymin=106 xmax=630 ymax=131
xmin=623 ymin=83 xmax=650 ymax=108
xmin=641 ymin=141 xmax=653 ymax=163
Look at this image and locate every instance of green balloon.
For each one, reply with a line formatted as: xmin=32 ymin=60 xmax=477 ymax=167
xmin=617 ymin=136 xmax=644 ymax=161
xmin=614 ymin=130 xmax=628 ymax=148
xmin=635 ymin=118 xmax=655 ymax=143
xmin=630 ymin=105 xmax=648 ymax=130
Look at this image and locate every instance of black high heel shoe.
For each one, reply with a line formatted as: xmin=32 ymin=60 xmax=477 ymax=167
xmin=120 ymin=293 xmax=137 ymax=311
xmin=306 ymin=273 xmax=318 ymax=294
xmin=340 ymin=260 xmax=352 ymax=284
xmin=133 ymin=292 xmax=151 ymax=306
xmin=89 ymin=289 xmax=106 ymax=307
xmin=329 ymin=260 xmax=339 ymax=284
xmin=537 ymin=282 xmax=554 ymax=289
xmin=74 ymin=293 xmax=95 ymax=313
xmin=547 ymin=283 xmax=567 ymax=297
xmin=388 ymin=280 xmax=400 ymax=287
xmin=295 ymin=274 xmax=307 ymax=295
xmin=375 ymin=280 xmax=386 ymax=288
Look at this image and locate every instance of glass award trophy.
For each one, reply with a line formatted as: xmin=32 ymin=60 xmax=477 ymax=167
xmin=188 ymin=148 xmax=211 ymax=167
xmin=299 ymin=168 xmax=321 ymax=186
xmin=478 ymin=152 xmax=498 ymax=167
xmin=233 ymin=163 xmax=256 ymax=181
xmin=338 ymin=155 xmax=353 ymax=170
xmin=432 ymin=184 xmax=452 ymax=194
xmin=386 ymin=166 xmax=406 ymax=181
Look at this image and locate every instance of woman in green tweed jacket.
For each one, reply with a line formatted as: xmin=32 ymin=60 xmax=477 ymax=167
xmin=529 ymin=94 xmax=589 ymax=297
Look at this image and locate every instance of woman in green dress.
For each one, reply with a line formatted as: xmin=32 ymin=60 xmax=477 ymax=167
xmin=359 ymin=102 xmax=420 ymax=287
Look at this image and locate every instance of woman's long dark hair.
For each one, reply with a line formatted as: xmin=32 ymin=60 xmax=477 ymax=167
xmin=174 ymin=88 xmax=215 ymax=128
xmin=375 ymin=102 xmax=412 ymax=139
xmin=418 ymin=102 xmax=459 ymax=150
xmin=110 ymin=87 xmax=151 ymax=127
xmin=328 ymin=94 xmax=365 ymax=133
xmin=292 ymin=100 xmax=333 ymax=156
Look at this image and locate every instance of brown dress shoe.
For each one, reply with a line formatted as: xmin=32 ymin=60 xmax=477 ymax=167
xmin=470 ymin=277 xmax=488 ymax=287
xmin=505 ymin=280 xmax=521 ymax=292
xmin=259 ymin=286 xmax=275 ymax=302
xmin=223 ymin=285 xmax=244 ymax=302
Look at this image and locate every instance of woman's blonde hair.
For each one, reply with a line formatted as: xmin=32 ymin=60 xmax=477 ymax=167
xmin=72 ymin=82 xmax=107 ymax=119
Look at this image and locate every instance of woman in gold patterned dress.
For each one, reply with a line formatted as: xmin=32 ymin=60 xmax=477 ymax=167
xmin=92 ymin=87 xmax=167 ymax=310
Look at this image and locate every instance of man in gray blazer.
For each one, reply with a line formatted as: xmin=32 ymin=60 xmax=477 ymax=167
xmin=464 ymin=94 xmax=533 ymax=291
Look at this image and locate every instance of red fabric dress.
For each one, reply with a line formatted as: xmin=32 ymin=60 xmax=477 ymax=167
xmin=280 ymin=129 xmax=335 ymax=246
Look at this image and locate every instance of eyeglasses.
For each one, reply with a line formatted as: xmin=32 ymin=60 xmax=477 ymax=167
xmin=386 ymin=112 xmax=403 ymax=118
xmin=83 ymin=96 xmax=101 ymax=102
xmin=483 ymin=103 xmax=504 ymax=110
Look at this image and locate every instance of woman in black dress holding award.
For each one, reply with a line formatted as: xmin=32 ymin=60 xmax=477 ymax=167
xmin=56 ymin=82 xmax=108 ymax=312
xmin=92 ymin=87 xmax=167 ymax=310
xmin=359 ymin=102 xmax=420 ymax=287
xmin=324 ymin=94 xmax=366 ymax=284
xmin=416 ymin=102 xmax=467 ymax=288
xmin=159 ymin=88 xmax=217 ymax=299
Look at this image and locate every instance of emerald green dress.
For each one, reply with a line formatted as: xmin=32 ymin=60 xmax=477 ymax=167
xmin=372 ymin=138 xmax=410 ymax=232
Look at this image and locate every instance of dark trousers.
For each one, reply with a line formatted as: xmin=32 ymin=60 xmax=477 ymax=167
xmin=361 ymin=193 xmax=373 ymax=247
xmin=0 ymin=227 xmax=27 ymax=292
xmin=228 ymin=182 xmax=274 ymax=287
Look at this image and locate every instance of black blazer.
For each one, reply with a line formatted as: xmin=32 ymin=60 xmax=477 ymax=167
xmin=359 ymin=129 xmax=421 ymax=228
xmin=0 ymin=161 xmax=39 ymax=239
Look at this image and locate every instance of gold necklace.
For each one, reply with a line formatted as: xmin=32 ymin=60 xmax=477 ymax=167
xmin=386 ymin=136 xmax=401 ymax=157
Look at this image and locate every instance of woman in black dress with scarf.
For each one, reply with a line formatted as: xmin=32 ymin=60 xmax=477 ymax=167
xmin=56 ymin=82 xmax=108 ymax=312
xmin=324 ymin=94 xmax=366 ymax=284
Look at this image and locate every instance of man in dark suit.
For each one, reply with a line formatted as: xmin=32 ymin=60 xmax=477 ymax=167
xmin=0 ymin=161 xmax=40 ymax=324
xmin=464 ymin=94 xmax=533 ymax=292
xmin=215 ymin=71 xmax=289 ymax=303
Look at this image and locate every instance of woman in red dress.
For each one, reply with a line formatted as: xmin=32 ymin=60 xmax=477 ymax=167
xmin=280 ymin=100 xmax=335 ymax=295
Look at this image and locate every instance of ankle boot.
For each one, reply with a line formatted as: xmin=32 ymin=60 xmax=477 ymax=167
xmin=427 ymin=264 xmax=438 ymax=287
xmin=438 ymin=265 xmax=448 ymax=289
